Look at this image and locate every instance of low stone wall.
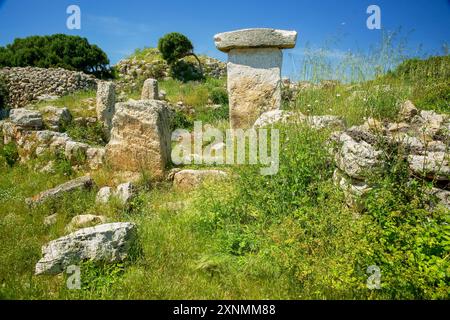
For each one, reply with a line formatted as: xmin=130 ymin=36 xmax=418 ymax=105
xmin=0 ymin=67 xmax=98 ymax=108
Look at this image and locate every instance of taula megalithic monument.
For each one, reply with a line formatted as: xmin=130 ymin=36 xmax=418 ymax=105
xmin=214 ymin=28 xmax=298 ymax=129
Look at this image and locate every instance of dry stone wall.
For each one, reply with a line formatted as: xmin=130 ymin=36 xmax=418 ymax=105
xmin=0 ymin=67 xmax=98 ymax=108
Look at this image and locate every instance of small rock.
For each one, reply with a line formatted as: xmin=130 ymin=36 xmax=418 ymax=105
xmin=116 ymin=182 xmax=137 ymax=205
xmin=26 ymin=176 xmax=95 ymax=206
xmin=398 ymin=100 xmax=418 ymax=122
xmin=43 ymin=214 xmax=58 ymax=226
xmin=96 ymin=186 xmax=113 ymax=204
xmin=65 ymin=214 xmax=108 ymax=232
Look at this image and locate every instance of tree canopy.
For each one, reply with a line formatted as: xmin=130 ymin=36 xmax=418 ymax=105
xmin=0 ymin=34 xmax=111 ymax=78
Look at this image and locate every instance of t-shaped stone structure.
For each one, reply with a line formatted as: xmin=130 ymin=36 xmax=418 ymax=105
xmin=214 ymin=28 xmax=297 ymax=129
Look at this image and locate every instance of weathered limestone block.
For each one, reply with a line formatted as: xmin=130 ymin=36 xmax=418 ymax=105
xmin=9 ymin=108 xmax=43 ymax=130
xmin=105 ymin=100 xmax=171 ymax=179
xmin=408 ymin=152 xmax=449 ymax=181
xmin=215 ymin=28 xmax=298 ymax=129
xmin=141 ymin=78 xmax=159 ymax=100
xmin=35 ymin=222 xmax=137 ymax=275
xmin=96 ymin=81 xmax=115 ymax=137
xmin=41 ymin=106 xmax=72 ymax=131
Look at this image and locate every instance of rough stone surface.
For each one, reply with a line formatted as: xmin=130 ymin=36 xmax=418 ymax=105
xmin=96 ymin=186 xmax=113 ymax=204
xmin=253 ymin=110 xmax=295 ymax=128
xmin=35 ymin=222 xmax=137 ymax=275
xmin=96 ymin=81 xmax=115 ymax=138
xmin=214 ymin=28 xmax=298 ymax=52
xmin=9 ymin=108 xmax=43 ymax=129
xmin=335 ymin=133 xmax=382 ymax=180
xmin=44 ymin=214 xmax=58 ymax=227
xmin=116 ymin=182 xmax=137 ymax=205
xmin=173 ymin=169 xmax=228 ymax=190
xmin=141 ymin=78 xmax=159 ymax=100
xmin=105 ymin=100 xmax=171 ymax=179
xmin=228 ymin=48 xmax=283 ymax=129
xmin=26 ymin=176 xmax=95 ymax=205
xmin=41 ymin=106 xmax=72 ymax=131
xmin=307 ymin=115 xmax=345 ymax=130
xmin=333 ymin=169 xmax=372 ymax=210
xmin=0 ymin=67 xmax=97 ymax=108
xmin=65 ymin=214 xmax=108 ymax=232
xmin=408 ymin=152 xmax=449 ymax=181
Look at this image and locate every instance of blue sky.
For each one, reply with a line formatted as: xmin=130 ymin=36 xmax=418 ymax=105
xmin=0 ymin=0 xmax=449 ymax=77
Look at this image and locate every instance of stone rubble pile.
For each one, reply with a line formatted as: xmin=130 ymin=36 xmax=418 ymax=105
xmin=331 ymin=100 xmax=449 ymax=210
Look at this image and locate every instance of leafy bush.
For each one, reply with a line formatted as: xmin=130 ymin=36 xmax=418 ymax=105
xmin=65 ymin=121 xmax=107 ymax=146
xmin=0 ymin=142 xmax=19 ymax=167
xmin=0 ymin=34 xmax=112 ymax=78
xmin=158 ymin=32 xmax=203 ymax=81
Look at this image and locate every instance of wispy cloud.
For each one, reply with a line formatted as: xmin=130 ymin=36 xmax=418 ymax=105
xmin=85 ymin=14 xmax=153 ymax=37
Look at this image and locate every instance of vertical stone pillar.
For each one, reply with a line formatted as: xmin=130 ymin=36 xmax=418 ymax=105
xmin=96 ymin=81 xmax=115 ymax=140
xmin=141 ymin=78 xmax=159 ymax=100
xmin=214 ymin=28 xmax=297 ymax=129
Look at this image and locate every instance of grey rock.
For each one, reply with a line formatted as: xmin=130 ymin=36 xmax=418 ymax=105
xmin=335 ymin=133 xmax=382 ymax=180
xmin=41 ymin=106 xmax=72 ymax=131
xmin=173 ymin=169 xmax=228 ymax=190
xmin=141 ymin=78 xmax=159 ymax=100
xmin=96 ymin=186 xmax=113 ymax=204
xmin=65 ymin=214 xmax=108 ymax=232
xmin=116 ymin=182 xmax=137 ymax=205
xmin=9 ymin=108 xmax=43 ymax=129
xmin=214 ymin=28 xmax=298 ymax=52
xmin=26 ymin=176 xmax=95 ymax=205
xmin=408 ymin=152 xmax=449 ymax=181
xmin=35 ymin=222 xmax=137 ymax=275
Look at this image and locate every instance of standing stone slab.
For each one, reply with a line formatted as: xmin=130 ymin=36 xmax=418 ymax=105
xmin=96 ymin=81 xmax=116 ymax=139
xmin=215 ymin=28 xmax=297 ymax=129
xmin=141 ymin=78 xmax=159 ymax=100
xmin=105 ymin=100 xmax=171 ymax=179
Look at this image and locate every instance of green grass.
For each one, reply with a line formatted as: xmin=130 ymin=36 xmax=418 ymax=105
xmin=0 ymin=50 xmax=449 ymax=299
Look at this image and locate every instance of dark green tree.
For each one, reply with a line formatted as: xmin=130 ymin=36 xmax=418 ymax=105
xmin=158 ymin=32 xmax=203 ymax=75
xmin=0 ymin=34 xmax=112 ymax=78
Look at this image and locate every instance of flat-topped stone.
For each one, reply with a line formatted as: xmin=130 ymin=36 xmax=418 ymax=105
xmin=214 ymin=28 xmax=297 ymax=52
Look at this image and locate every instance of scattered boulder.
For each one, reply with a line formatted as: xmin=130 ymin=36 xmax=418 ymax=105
xmin=9 ymin=108 xmax=43 ymax=130
xmin=398 ymin=100 xmax=418 ymax=122
xmin=65 ymin=214 xmax=108 ymax=232
xmin=43 ymin=213 xmax=58 ymax=227
xmin=96 ymin=186 xmax=113 ymax=204
xmin=173 ymin=169 xmax=228 ymax=190
xmin=333 ymin=169 xmax=372 ymax=210
xmin=35 ymin=222 xmax=137 ymax=275
xmin=116 ymin=182 xmax=137 ymax=205
xmin=105 ymin=99 xmax=172 ymax=179
xmin=26 ymin=176 xmax=95 ymax=206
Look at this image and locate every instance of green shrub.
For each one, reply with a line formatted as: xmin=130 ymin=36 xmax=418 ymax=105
xmin=0 ymin=142 xmax=19 ymax=167
xmin=158 ymin=32 xmax=203 ymax=82
xmin=0 ymin=34 xmax=112 ymax=78
xmin=65 ymin=121 xmax=107 ymax=146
